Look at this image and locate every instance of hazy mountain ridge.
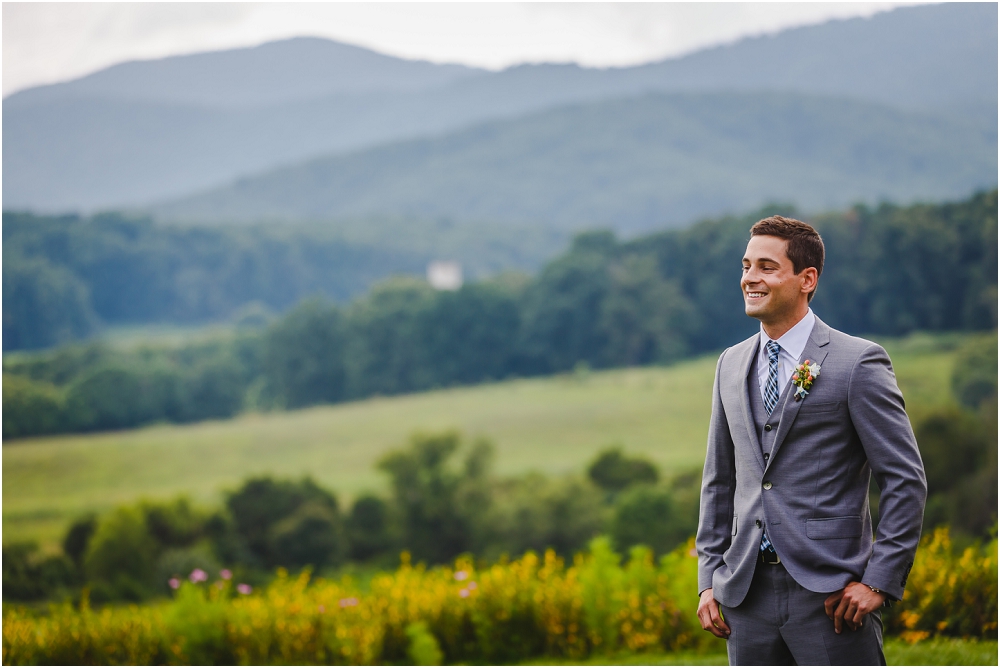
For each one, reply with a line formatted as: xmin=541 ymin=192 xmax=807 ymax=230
xmin=3 ymin=36 xmax=484 ymax=108
xmin=151 ymin=91 xmax=998 ymax=233
xmin=4 ymin=2 xmax=996 ymax=214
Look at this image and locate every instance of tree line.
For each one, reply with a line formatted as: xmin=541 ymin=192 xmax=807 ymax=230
xmin=2 ymin=438 xmax=700 ymax=604
xmin=4 ymin=190 xmax=996 ymax=439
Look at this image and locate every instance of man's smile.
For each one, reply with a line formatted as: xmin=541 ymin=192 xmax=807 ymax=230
xmin=745 ymin=291 xmax=767 ymax=299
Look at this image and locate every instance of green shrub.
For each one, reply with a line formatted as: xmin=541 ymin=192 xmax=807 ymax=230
xmin=406 ymin=621 xmax=444 ymax=666
xmin=951 ymin=333 xmax=998 ymax=409
xmin=62 ymin=514 xmax=97 ymax=568
xmin=3 ymin=534 xmax=996 ymax=665
xmin=346 ymin=494 xmax=393 ymax=562
xmin=482 ymin=473 xmax=605 ymax=559
xmin=611 ymin=484 xmax=695 ymax=557
xmin=270 ymin=501 xmax=346 ymax=570
xmin=2 ymin=373 xmax=66 ymax=438
xmin=64 ymin=363 xmax=180 ymax=431
xmin=886 ymin=527 xmax=998 ymax=641
xmin=587 ymin=447 xmax=659 ymax=493
xmin=83 ymin=506 xmax=159 ymax=601
xmin=226 ymin=476 xmax=341 ymax=568
xmin=1 ymin=543 xmax=79 ymax=601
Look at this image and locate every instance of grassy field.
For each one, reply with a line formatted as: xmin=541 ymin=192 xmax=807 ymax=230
xmin=524 ymin=638 xmax=999 ymax=665
xmin=3 ymin=332 xmax=964 ymax=550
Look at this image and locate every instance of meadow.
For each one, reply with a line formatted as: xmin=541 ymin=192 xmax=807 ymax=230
xmin=2 ymin=331 xmax=962 ymax=551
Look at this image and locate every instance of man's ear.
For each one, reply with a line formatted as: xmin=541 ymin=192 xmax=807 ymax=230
xmin=799 ymin=267 xmax=819 ymax=295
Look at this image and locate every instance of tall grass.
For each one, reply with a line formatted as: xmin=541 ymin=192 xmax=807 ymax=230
xmin=4 ymin=528 xmax=995 ymax=665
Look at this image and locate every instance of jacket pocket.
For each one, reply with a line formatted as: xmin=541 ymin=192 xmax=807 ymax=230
xmin=798 ymin=401 xmax=841 ymax=414
xmin=732 ymin=515 xmax=738 ymax=536
xmin=806 ymin=516 xmax=862 ymax=539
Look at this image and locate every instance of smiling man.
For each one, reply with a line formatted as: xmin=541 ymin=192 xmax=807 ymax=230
xmin=695 ymin=216 xmax=927 ymax=665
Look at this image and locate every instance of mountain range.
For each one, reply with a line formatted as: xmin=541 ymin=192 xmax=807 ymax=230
xmin=152 ymin=91 xmax=997 ymax=232
xmin=3 ymin=2 xmax=997 ymax=229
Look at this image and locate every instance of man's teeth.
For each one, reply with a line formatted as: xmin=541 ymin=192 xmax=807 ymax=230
xmin=747 ymin=292 xmax=766 ymax=298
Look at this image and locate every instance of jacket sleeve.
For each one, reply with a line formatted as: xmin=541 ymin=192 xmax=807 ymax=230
xmin=848 ymin=343 xmax=927 ymax=601
xmin=696 ymin=349 xmax=737 ymax=595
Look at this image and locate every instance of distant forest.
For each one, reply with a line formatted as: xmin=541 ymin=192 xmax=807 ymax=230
xmin=3 ymin=189 xmax=996 ymax=439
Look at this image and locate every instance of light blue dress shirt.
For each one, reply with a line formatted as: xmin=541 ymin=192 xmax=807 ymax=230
xmin=757 ymin=308 xmax=816 ymax=401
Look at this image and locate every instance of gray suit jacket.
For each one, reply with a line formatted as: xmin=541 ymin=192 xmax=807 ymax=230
xmin=696 ymin=316 xmax=927 ymax=606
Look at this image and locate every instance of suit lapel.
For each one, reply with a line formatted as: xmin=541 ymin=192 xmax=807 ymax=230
xmin=767 ymin=317 xmax=832 ymax=467
xmin=739 ymin=334 xmax=767 ymax=472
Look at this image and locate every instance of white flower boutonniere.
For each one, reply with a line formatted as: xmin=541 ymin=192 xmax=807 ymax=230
xmin=792 ymin=359 xmax=820 ymax=401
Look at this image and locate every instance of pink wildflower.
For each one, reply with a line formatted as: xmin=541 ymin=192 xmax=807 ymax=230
xmin=220 ymin=569 xmax=232 ymax=580
xmin=454 ymin=570 xmax=469 ymax=581
xmin=339 ymin=597 xmax=359 ymax=608
xmin=237 ymin=583 xmax=252 ymax=595
xmin=468 ymin=581 xmax=477 ymax=590
xmin=459 ymin=588 xmax=470 ymax=598
xmin=189 ymin=568 xmax=208 ymax=583
xmin=168 ymin=578 xmax=180 ymax=590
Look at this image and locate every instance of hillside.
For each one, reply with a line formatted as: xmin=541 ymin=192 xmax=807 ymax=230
xmin=4 ymin=2 xmax=995 ymax=214
xmin=1 ymin=334 xmax=962 ymax=549
xmin=151 ymin=91 xmax=997 ymax=232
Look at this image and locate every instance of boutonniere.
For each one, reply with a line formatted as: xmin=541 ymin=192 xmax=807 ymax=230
xmin=792 ymin=360 xmax=821 ymax=401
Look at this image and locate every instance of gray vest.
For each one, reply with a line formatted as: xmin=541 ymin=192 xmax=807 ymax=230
xmin=748 ymin=344 xmax=792 ymax=463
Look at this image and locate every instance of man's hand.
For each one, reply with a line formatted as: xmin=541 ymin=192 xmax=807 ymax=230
xmin=824 ymin=582 xmax=887 ymax=634
xmin=697 ymin=588 xmax=731 ymax=638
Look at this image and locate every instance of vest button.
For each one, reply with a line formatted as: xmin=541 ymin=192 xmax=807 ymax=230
xmin=763 ymin=481 xmax=772 ymax=490
xmin=764 ymin=424 xmax=772 ymax=432
xmin=755 ymin=519 xmax=762 ymax=528
xmin=763 ymin=453 xmax=770 ymax=460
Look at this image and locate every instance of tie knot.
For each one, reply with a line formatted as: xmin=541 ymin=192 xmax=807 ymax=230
xmin=765 ymin=340 xmax=781 ymax=361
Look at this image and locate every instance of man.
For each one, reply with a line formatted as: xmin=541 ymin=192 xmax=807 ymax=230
xmin=695 ymin=216 xmax=926 ymax=665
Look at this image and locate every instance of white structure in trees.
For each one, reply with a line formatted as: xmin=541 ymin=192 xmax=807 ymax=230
xmin=427 ymin=261 xmax=463 ymax=291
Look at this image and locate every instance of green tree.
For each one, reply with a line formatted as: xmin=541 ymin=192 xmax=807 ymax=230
xmin=480 ymin=473 xmax=605 ymax=559
xmin=610 ymin=484 xmax=694 ymax=556
xmin=377 ymin=431 xmax=480 ymax=564
xmin=83 ymin=506 xmax=159 ymax=601
xmin=517 ymin=233 xmax=614 ymax=374
xmin=225 ymin=476 xmax=340 ymax=568
xmin=344 ymin=278 xmax=436 ymax=397
xmin=587 ymin=447 xmax=659 ymax=493
xmin=2 ymin=256 xmax=97 ymax=351
xmin=2 ymin=373 xmax=66 ymax=438
xmin=951 ymin=333 xmax=998 ymax=410
xmin=262 ymin=298 xmax=348 ymax=408
xmin=346 ymin=494 xmax=393 ymax=562
xmin=600 ymin=255 xmax=697 ymax=365
xmin=62 ymin=514 xmax=98 ymax=569
xmin=270 ymin=501 xmax=346 ymax=569
xmin=63 ymin=363 xmax=180 ymax=431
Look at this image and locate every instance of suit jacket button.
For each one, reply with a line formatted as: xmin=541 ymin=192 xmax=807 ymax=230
xmin=755 ymin=519 xmax=762 ymax=528
xmin=763 ymin=481 xmax=772 ymax=490
xmin=763 ymin=453 xmax=769 ymax=460
xmin=764 ymin=424 xmax=772 ymax=432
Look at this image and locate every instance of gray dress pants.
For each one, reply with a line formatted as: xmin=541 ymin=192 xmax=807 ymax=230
xmin=719 ymin=560 xmax=886 ymax=666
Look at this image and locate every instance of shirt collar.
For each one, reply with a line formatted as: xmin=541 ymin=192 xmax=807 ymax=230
xmin=760 ymin=308 xmax=816 ymax=362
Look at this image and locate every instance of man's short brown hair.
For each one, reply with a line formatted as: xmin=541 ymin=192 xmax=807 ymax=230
xmin=750 ymin=216 xmax=824 ymax=302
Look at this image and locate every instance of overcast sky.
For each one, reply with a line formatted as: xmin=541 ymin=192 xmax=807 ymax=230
xmin=3 ymin=2 xmax=922 ymax=97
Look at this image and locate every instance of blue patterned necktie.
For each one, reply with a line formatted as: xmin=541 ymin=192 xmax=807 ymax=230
xmin=760 ymin=339 xmax=781 ymax=558
xmin=763 ymin=340 xmax=781 ymax=415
